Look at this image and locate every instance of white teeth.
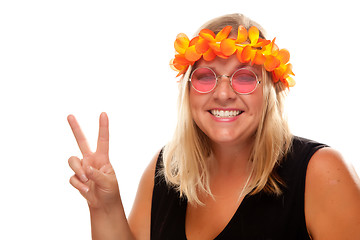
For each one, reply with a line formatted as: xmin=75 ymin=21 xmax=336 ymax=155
xmin=210 ymin=110 xmax=242 ymax=118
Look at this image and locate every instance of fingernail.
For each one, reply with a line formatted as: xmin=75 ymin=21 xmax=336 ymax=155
xmin=82 ymin=186 xmax=89 ymax=193
xmin=80 ymin=174 xmax=88 ymax=183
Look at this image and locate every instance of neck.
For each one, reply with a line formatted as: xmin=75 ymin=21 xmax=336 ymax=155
xmin=209 ymin=139 xmax=254 ymax=176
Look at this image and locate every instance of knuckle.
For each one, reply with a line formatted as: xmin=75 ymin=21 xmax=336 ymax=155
xmin=83 ymin=151 xmax=94 ymax=158
xmin=69 ymin=175 xmax=76 ymax=186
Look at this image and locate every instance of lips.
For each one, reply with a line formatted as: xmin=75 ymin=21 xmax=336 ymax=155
xmin=209 ymin=109 xmax=243 ymax=118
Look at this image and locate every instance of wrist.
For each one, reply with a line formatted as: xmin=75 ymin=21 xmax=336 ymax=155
xmin=89 ymin=199 xmax=134 ymax=240
xmin=88 ymin=197 xmax=123 ymax=215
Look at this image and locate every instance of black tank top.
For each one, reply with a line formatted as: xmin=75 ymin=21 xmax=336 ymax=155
xmin=151 ymin=136 xmax=328 ymax=240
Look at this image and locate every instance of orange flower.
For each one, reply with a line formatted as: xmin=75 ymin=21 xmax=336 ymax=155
xmin=170 ymin=25 xmax=295 ymax=88
xmin=170 ymin=55 xmax=190 ymax=77
xmin=199 ymin=26 xmax=232 ymax=60
xmin=174 ymin=33 xmax=189 ymax=55
xmin=273 ymin=63 xmax=295 ymax=87
xmin=258 ymin=38 xmax=295 ymax=86
xmin=220 ymin=26 xmax=270 ymax=65
xmin=171 ymin=33 xmax=200 ymax=76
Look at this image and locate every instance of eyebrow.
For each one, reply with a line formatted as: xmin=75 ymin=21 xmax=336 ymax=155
xmin=204 ymin=64 xmax=261 ymax=75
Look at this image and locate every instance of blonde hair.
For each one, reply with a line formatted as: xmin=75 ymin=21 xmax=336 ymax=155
xmin=163 ymin=13 xmax=292 ymax=205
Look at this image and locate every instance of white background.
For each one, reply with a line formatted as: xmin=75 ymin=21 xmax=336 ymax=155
xmin=1 ymin=0 xmax=359 ymax=239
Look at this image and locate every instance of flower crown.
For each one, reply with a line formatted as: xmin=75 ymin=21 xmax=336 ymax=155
xmin=170 ymin=25 xmax=295 ymax=87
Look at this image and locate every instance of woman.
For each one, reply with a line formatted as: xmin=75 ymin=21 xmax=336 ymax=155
xmin=68 ymin=14 xmax=360 ymax=239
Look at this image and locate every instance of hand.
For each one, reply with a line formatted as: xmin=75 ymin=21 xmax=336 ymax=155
xmin=68 ymin=112 xmax=120 ymax=210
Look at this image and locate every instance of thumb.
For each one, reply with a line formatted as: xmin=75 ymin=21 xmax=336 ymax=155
xmin=86 ymin=166 xmax=107 ymax=186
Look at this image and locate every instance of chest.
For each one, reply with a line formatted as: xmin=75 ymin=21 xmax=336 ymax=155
xmin=185 ymin=195 xmax=245 ymax=240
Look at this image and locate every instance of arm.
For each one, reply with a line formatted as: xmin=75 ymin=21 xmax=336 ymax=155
xmin=127 ymin=151 xmax=159 ymax=240
xmin=86 ymin=165 xmax=134 ymax=240
xmin=305 ymin=147 xmax=360 ymax=240
xmin=89 ymin=198 xmax=133 ymax=240
xmin=68 ymin=113 xmax=135 ymax=240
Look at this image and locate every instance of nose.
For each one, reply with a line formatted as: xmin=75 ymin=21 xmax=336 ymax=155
xmin=213 ymin=75 xmax=237 ymax=101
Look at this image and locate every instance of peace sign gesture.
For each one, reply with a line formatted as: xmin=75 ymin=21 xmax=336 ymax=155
xmin=68 ymin=113 xmax=120 ymax=209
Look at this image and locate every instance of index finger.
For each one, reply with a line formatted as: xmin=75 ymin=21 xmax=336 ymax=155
xmin=67 ymin=114 xmax=92 ymax=156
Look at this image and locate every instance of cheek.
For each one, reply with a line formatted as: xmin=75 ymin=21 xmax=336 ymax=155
xmin=253 ymin=95 xmax=264 ymax=114
xmin=245 ymin=88 xmax=264 ymax=114
xmin=189 ymin=88 xmax=203 ymax=111
xmin=189 ymin=90 xmax=200 ymax=123
xmin=243 ymin=89 xmax=264 ymax=131
xmin=189 ymin=90 xmax=210 ymax=127
xmin=189 ymin=89 xmax=197 ymax=112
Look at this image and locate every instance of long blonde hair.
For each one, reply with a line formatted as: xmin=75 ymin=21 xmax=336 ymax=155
xmin=163 ymin=13 xmax=293 ymax=205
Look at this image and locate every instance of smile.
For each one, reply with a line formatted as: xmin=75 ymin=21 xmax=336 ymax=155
xmin=210 ymin=109 xmax=243 ymax=118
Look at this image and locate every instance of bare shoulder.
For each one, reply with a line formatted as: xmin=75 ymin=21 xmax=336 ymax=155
xmin=127 ymin=149 xmax=161 ymax=240
xmin=305 ymin=147 xmax=360 ymax=240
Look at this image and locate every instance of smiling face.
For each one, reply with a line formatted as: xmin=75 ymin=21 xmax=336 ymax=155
xmin=189 ymin=55 xmax=264 ymax=147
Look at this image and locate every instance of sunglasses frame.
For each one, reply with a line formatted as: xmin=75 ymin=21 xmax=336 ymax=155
xmin=189 ymin=67 xmax=261 ymax=95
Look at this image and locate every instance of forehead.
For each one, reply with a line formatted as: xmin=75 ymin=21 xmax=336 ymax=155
xmin=194 ymin=55 xmax=263 ymax=76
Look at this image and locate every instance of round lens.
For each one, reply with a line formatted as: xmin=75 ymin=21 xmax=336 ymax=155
xmin=190 ymin=68 xmax=217 ymax=93
xmin=231 ymin=69 xmax=258 ymax=94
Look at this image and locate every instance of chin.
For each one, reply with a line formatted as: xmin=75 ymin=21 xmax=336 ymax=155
xmin=206 ymin=126 xmax=258 ymax=146
xmin=207 ymin=131 xmax=243 ymax=145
